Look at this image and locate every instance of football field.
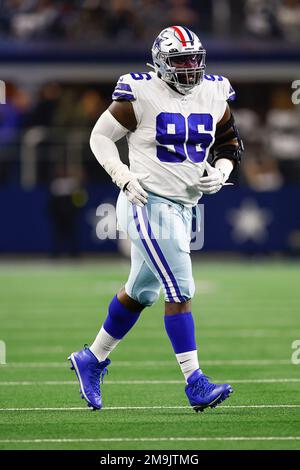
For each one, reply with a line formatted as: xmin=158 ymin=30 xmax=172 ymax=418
xmin=0 ymin=260 xmax=299 ymax=451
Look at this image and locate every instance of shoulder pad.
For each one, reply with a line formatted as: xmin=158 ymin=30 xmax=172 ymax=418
xmin=204 ymin=74 xmax=236 ymax=102
xmin=112 ymin=74 xmax=136 ymax=102
xmin=112 ymin=72 xmax=153 ymax=102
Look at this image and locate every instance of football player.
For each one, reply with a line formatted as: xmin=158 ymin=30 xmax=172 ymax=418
xmin=69 ymin=26 xmax=243 ymax=412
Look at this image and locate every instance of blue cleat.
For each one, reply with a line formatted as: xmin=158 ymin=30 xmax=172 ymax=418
xmin=68 ymin=346 xmax=110 ymax=410
xmin=185 ymin=369 xmax=233 ymax=413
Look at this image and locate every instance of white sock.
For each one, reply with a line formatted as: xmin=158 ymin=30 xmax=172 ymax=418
xmin=89 ymin=326 xmax=121 ymax=362
xmin=176 ymin=350 xmax=200 ymax=383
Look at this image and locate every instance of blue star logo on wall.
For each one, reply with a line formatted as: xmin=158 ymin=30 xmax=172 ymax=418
xmin=227 ymin=199 xmax=272 ymax=244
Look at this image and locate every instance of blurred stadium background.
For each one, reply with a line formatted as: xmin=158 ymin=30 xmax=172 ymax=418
xmin=0 ymin=0 xmax=300 ymax=256
xmin=0 ymin=0 xmax=300 ymax=452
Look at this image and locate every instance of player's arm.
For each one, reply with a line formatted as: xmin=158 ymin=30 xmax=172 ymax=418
xmin=89 ymin=101 xmax=147 ymax=207
xmin=108 ymin=100 xmax=137 ymax=132
xmin=199 ymin=104 xmax=243 ymax=194
xmin=213 ymin=104 xmax=243 ymax=177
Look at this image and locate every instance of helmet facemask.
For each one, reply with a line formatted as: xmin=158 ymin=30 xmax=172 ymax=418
xmin=158 ymin=49 xmax=206 ymax=95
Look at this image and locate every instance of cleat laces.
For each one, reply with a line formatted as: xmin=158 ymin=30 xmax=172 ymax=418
xmin=192 ymin=375 xmax=216 ymax=398
xmin=88 ymin=361 xmax=109 ymax=395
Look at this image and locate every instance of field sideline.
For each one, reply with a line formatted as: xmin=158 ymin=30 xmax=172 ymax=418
xmin=0 ymin=260 xmax=299 ymax=450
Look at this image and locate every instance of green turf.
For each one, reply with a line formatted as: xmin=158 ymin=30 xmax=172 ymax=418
xmin=0 ymin=260 xmax=299 ymax=450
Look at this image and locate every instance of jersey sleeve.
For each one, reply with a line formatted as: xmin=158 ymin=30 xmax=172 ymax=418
xmin=112 ymin=74 xmax=143 ymax=125
xmin=213 ymin=76 xmax=236 ymax=103
xmin=112 ymin=75 xmax=136 ymax=102
xmin=223 ymin=77 xmax=236 ymax=102
xmin=215 ymin=76 xmax=236 ymax=122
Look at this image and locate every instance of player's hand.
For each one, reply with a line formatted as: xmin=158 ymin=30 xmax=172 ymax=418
xmin=198 ymin=161 xmax=226 ymax=195
xmin=123 ymin=177 xmax=148 ymax=207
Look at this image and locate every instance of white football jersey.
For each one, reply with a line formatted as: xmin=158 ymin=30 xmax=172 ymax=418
xmin=112 ymin=71 xmax=235 ymax=207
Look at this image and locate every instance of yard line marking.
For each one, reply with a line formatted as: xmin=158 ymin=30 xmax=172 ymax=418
xmin=136 ymin=330 xmax=296 ymax=339
xmin=0 ymin=381 xmax=78 ymax=386
xmin=2 ymin=359 xmax=291 ymax=368
xmin=3 ymin=328 xmax=297 ymax=338
xmin=0 ymin=378 xmax=299 ymax=386
xmin=0 ymin=436 xmax=299 ymax=444
xmin=0 ymin=405 xmax=299 ymax=412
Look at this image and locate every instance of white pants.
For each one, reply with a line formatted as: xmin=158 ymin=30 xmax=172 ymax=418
xmin=116 ymin=190 xmax=196 ymax=305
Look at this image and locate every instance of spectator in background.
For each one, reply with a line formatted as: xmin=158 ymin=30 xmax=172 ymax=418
xmin=28 ymin=82 xmax=62 ymax=127
xmin=168 ymin=0 xmax=199 ymax=30
xmin=11 ymin=0 xmax=60 ymax=39
xmin=245 ymin=0 xmax=300 ymax=42
xmin=266 ymin=86 xmax=300 ymax=183
xmin=3 ymin=0 xmax=300 ymax=44
xmin=245 ymin=0 xmax=281 ymax=39
xmin=235 ymin=107 xmax=283 ymax=191
xmin=0 ymin=83 xmax=31 ymax=184
xmin=105 ymin=0 xmax=143 ymax=42
xmin=48 ymin=163 xmax=83 ymax=257
xmin=51 ymin=87 xmax=78 ymax=129
xmin=63 ymin=0 xmax=107 ymax=42
xmin=25 ymin=82 xmax=63 ymax=184
xmin=71 ymin=89 xmax=105 ymax=129
xmin=46 ymin=87 xmax=107 ymax=183
xmin=277 ymin=0 xmax=300 ymax=42
xmin=1 ymin=0 xmax=36 ymax=21
xmin=70 ymin=89 xmax=107 ymax=182
xmin=134 ymin=0 xmax=167 ymax=41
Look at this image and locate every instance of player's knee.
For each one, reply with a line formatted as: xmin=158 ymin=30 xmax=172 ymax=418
xmin=188 ymin=278 xmax=196 ymax=299
xmin=134 ymin=289 xmax=160 ymax=307
xmin=166 ymin=277 xmax=195 ymax=302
